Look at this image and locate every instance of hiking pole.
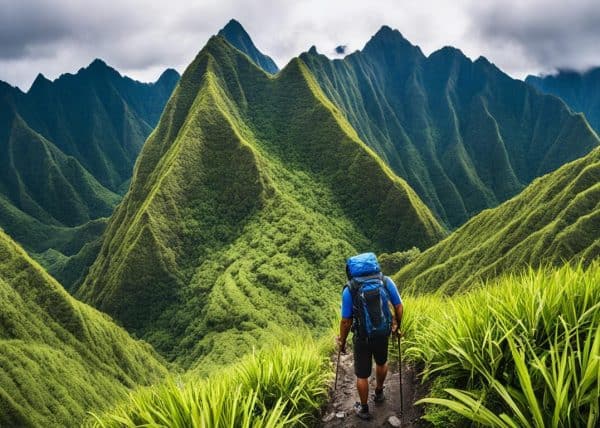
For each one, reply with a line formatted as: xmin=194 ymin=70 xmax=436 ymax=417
xmin=397 ymin=331 xmax=404 ymax=420
xmin=334 ymin=348 xmax=341 ymax=390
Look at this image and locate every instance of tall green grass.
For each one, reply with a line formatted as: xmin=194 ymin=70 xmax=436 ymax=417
xmin=88 ymin=337 xmax=333 ymax=427
xmin=402 ymin=263 xmax=600 ymax=427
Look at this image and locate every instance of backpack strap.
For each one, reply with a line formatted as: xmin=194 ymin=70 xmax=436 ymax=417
xmin=380 ymin=274 xmax=392 ymax=300
xmin=344 ymin=279 xmax=364 ymax=338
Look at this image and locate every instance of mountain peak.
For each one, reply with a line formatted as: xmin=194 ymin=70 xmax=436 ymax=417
xmin=156 ymin=68 xmax=180 ymax=85
xmin=221 ymin=18 xmax=245 ymax=34
xmin=217 ymin=19 xmax=279 ymax=74
xmin=89 ymin=58 xmax=108 ymax=69
xmin=29 ymin=72 xmax=51 ymax=93
xmin=363 ymin=25 xmax=423 ymax=58
xmin=81 ymin=58 xmax=121 ymax=81
xmin=372 ymin=25 xmax=408 ymax=44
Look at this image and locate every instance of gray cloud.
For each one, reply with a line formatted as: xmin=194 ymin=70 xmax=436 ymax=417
xmin=472 ymin=0 xmax=600 ymax=75
xmin=1 ymin=0 xmax=600 ymax=90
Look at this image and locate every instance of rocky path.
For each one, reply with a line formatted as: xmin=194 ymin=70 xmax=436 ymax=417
xmin=318 ymin=349 xmax=426 ymax=427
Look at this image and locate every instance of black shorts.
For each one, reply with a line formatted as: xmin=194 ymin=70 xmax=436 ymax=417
xmin=352 ymin=336 xmax=389 ymax=378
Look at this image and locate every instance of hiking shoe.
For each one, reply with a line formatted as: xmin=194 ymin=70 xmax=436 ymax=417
xmin=353 ymin=402 xmax=371 ymax=420
xmin=373 ymin=387 xmax=385 ymax=403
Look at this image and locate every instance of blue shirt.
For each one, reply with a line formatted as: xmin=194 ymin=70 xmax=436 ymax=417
xmin=341 ymin=276 xmax=402 ymax=319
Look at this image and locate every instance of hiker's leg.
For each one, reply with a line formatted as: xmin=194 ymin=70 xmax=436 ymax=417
xmin=353 ymin=339 xmax=372 ymax=404
xmin=375 ymin=362 xmax=388 ymax=390
xmin=373 ymin=337 xmax=389 ymax=391
xmin=356 ymin=377 xmax=369 ymax=404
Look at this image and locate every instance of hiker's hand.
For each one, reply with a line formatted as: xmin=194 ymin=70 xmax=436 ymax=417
xmin=392 ymin=325 xmax=403 ymax=338
xmin=336 ymin=336 xmax=346 ymax=353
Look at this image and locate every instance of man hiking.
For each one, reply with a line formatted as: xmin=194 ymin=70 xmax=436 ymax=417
xmin=337 ymin=252 xmax=404 ymax=420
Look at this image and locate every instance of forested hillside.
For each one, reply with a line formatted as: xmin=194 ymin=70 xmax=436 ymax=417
xmin=395 ymin=147 xmax=600 ymax=294
xmin=0 ymin=229 xmax=166 ymax=427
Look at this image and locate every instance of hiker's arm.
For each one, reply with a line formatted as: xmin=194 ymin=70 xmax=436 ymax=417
xmin=338 ymin=287 xmax=353 ymax=352
xmin=393 ymin=303 xmax=404 ymax=335
xmin=385 ymin=276 xmax=403 ymax=335
xmin=338 ymin=318 xmax=352 ymax=352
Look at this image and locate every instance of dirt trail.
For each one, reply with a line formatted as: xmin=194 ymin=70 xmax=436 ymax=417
xmin=318 ymin=350 xmax=427 ymax=427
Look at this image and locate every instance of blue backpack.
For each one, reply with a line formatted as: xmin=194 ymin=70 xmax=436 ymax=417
xmin=345 ymin=253 xmax=393 ymax=340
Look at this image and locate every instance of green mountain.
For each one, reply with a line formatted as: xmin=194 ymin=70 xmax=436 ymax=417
xmin=394 ymin=146 xmax=600 ymax=294
xmin=0 ymin=93 xmax=119 ymax=289
xmin=527 ymin=68 xmax=600 ymax=135
xmin=301 ymin=26 xmax=600 ymax=227
xmin=0 ymin=228 xmax=166 ymax=427
xmin=0 ymin=64 xmax=179 ymax=289
xmin=218 ymin=19 xmax=279 ymax=74
xmin=78 ymin=35 xmax=445 ymax=371
xmin=15 ymin=60 xmax=180 ymax=191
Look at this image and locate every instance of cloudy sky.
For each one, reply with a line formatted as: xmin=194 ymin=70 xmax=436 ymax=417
xmin=2 ymin=0 xmax=599 ymax=91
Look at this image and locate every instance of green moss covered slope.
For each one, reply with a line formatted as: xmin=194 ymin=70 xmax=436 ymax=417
xmin=395 ymin=147 xmax=600 ymax=294
xmin=78 ymin=36 xmax=445 ymax=371
xmin=0 ymin=228 xmax=167 ymax=427
xmin=302 ymin=26 xmax=600 ymax=227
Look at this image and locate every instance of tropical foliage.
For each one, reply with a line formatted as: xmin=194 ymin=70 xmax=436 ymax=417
xmin=402 ymin=263 xmax=600 ymax=427
xmin=88 ymin=338 xmax=332 ymax=427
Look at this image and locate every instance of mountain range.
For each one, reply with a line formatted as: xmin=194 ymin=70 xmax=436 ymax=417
xmin=77 ymin=35 xmax=445 ymax=370
xmin=0 ymin=62 xmax=179 ymax=289
xmin=527 ymin=68 xmax=600 ymax=136
xmin=301 ymin=27 xmax=599 ymax=227
xmin=0 ymin=18 xmax=599 ymax=426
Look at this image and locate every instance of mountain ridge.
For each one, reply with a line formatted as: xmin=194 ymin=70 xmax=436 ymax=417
xmin=527 ymin=67 xmax=600 ymax=136
xmin=394 ymin=146 xmax=600 ymax=294
xmin=0 ymin=60 xmax=180 ymax=289
xmin=301 ymin=25 xmax=600 ymax=227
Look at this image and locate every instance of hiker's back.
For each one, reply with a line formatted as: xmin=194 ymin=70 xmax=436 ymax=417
xmin=345 ymin=253 xmax=393 ymax=341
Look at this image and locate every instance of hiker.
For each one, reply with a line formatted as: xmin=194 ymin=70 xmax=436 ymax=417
xmin=337 ymin=252 xmax=404 ymax=420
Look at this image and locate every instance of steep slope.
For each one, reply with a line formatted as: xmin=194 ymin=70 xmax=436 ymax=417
xmin=301 ymin=26 xmax=600 ymax=227
xmin=527 ymin=68 xmax=600 ymax=135
xmin=16 ymin=61 xmax=180 ymax=191
xmin=0 ymin=64 xmax=179 ymax=289
xmin=0 ymin=228 xmax=166 ymax=427
xmin=78 ymin=36 xmax=445 ymax=371
xmin=218 ymin=19 xmax=279 ymax=74
xmin=394 ymin=147 xmax=600 ymax=294
xmin=0 ymin=93 xmax=120 ymax=289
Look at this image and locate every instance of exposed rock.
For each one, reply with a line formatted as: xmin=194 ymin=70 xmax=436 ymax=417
xmin=388 ymin=415 xmax=402 ymax=427
xmin=322 ymin=412 xmax=336 ymax=423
